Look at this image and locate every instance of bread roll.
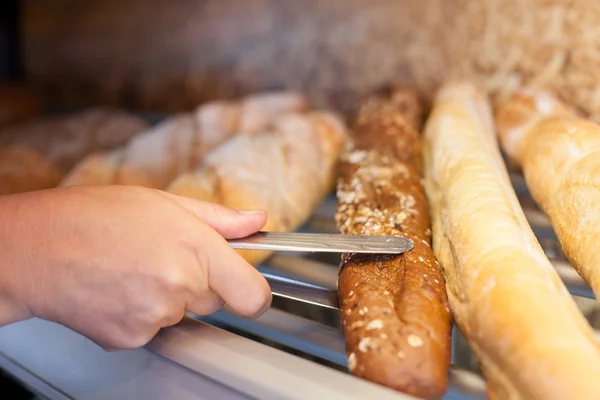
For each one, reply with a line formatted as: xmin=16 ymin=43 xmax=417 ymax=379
xmin=62 ymin=92 xmax=307 ymax=188
xmin=336 ymin=89 xmax=451 ymax=399
xmin=0 ymin=146 xmax=61 ymax=195
xmin=495 ymin=90 xmax=600 ymax=298
xmin=423 ymin=82 xmax=600 ymax=399
xmin=0 ymin=108 xmax=147 ymax=173
xmin=168 ymin=111 xmax=347 ymax=266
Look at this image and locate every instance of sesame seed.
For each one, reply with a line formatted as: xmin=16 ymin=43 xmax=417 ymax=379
xmin=358 ymin=338 xmax=372 ymax=352
xmin=348 ymin=352 xmax=357 ymax=371
xmin=350 ymin=320 xmax=366 ymax=330
xmin=407 ymin=335 xmax=424 ymax=348
xmin=366 ymin=320 xmax=383 ymax=331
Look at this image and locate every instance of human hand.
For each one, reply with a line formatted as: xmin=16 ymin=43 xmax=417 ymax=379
xmin=0 ymin=186 xmax=272 ymax=350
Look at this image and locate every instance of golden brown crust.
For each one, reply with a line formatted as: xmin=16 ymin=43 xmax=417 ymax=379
xmin=0 ymin=146 xmax=61 ymax=195
xmin=336 ymin=89 xmax=451 ymax=400
xmin=425 ymin=82 xmax=600 ymax=399
xmin=495 ymin=90 xmax=600 ymax=299
xmin=168 ymin=110 xmax=348 ymax=266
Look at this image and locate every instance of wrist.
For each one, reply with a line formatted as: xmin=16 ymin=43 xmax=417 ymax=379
xmin=0 ymin=193 xmax=36 ymax=325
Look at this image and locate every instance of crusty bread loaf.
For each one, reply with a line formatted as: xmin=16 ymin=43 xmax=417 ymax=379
xmin=115 ymin=114 xmax=197 ymax=188
xmin=168 ymin=110 xmax=347 ymax=266
xmin=238 ymin=91 xmax=308 ymax=134
xmin=496 ymin=89 xmax=600 ymax=299
xmin=336 ymin=89 xmax=451 ymax=400
xmin=0 ymin=82 xmax=42 ymax=127
xmin=423 ymin=82 xmax=600 ymax=399
xmin=62 ymin=91 xmax=307 ymax=188
xmin=0 ymin=108 xmax=147 ymax=174
xmin=60 ymin=151 xmax=125 ymax=187
xmin=0 ymin=146 xmax=61 ymax=195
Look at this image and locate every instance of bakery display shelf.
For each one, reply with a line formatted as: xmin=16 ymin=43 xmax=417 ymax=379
xmin=0 ymin=166 xmax=596 ymax=399
xmin=176 ymin=173 xmax=593 ymax=400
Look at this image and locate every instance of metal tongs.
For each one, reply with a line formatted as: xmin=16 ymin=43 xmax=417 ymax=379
xmin=227 ymin=232 xmax=414 ymax=310
xmin=227 ymin=231 xmax=413 ymax=254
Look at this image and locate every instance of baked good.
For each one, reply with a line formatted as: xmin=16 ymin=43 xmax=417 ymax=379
xmin=60 ymin=151 xmax=125 ymax=187
xmin=495 ymin=89 xmax=600 ymax=298
xmin=0 ymin=108 xmax=148 ymax=174
xmin=0 ymin=82 xmax=42 ymax=127
xmin=335 ymin=89 xmax=451 ymax=399
xmin=62 ymin=91 xmax=307 ymax=188
xmin=423 ymin=82 xmax=600 ymax=399
xmin=0 ymin=146 xmax=61 ymax=195
xmin=168 ymin=110 xmax=347 ymax=266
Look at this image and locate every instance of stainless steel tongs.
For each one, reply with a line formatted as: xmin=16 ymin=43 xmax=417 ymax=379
xmin=227 ymin=231 xmax=413 ymax=254
xmin=227 ymin=232 xmax=414 ymax=310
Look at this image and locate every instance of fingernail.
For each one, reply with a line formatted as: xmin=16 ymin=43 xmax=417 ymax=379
xmin=237 ymin=209 xmax=265 ymax=215
xmin=253 ymin=294 xmax=273 ymax=319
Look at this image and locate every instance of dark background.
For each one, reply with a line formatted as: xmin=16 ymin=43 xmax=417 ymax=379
xmin=0 ymin=3 xmax=35 ymax=396
xmin=0 ymin=0 xmax=21 ymax=80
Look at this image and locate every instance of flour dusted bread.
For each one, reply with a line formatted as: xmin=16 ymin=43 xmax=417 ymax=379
xmin=0 ymin=146 xmax=61 ymax=195
xmin=62 ymin=91 xmax=307 ymax=188
xmin=423 ymin=82 xmax=600 ymax=399
xmin=496 ymin=90 xmax=600 ymax=299
xmin=336 ymin=89 xmax=451 ymax=399
xmin=0 ymin=108 xmax=147 ymax=174
xmin=238 ymin=91 xmax=308 ymax=134
xmin=168 ymin=111 xmax=347 ymax=266
xmin=114 ymin=114 xmax=197 ymax=188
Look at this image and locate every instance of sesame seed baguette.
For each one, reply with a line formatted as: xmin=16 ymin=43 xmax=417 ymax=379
xmin=336 ymin=88 xmax=452 ymax=400
xmin=423 ymin=82 xmax=600 ymax=399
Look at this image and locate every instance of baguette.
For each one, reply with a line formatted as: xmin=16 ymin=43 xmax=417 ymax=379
xmin=335 ymin=89 xmax=451 ymax=400
xmin=0 ymin=108 xmax=147 ymax=174
xmin=0 ymin=146 xmax=61 ymax=195
xmin=423 ymin=82 xmax=600 ymax=399
xmin=62 ymin=92 xmax=307 ymax=188
xmin=168 ymin=111 xmax=347 ymax=266
xmin=495 ymin=90 xmax=600 ymax=298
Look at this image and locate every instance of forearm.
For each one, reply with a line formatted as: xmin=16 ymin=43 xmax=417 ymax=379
xmin=0 ymin=193 xmax=36 ymax=326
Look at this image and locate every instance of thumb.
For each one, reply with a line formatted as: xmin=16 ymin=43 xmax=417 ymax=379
xmin=160 ymin=192 xmax=267 ymax=239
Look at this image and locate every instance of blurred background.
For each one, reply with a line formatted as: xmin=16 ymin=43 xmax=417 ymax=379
xmin=6 ymin=0 xmax=600 ymax=120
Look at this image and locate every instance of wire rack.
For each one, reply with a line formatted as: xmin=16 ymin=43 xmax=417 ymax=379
xmin=190 ymin=169 xmax=597 ymax=400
